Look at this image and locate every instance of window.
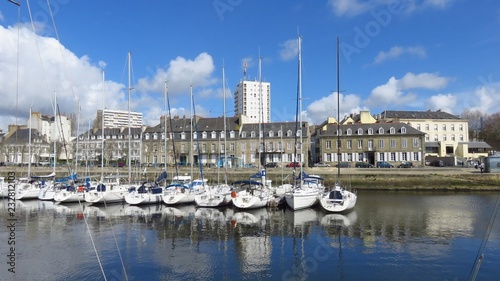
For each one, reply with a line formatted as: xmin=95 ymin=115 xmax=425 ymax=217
xmin=153 ymin=133 xmax=158 ymax=140
xmin=451 ymin=124 xmax=455 ymax=131
xmin=368 ymin=128 xmax=373 ymax=135
xmin=269 ymin=131 xmax=274 ymax=137
xmin=401 ymin=127 xmax=406 ymax=134
xmin=402 ymin=139 xmax=407 ymax=148
xmin=459 ymin=124 xmax=463 ymax=131
xmin=451 ymin=134 xmax=455 ymax=141
xmin=434 ymin=134 xmax=438 ymax=141
xmin=251 ymin=131 xmax=256 ymax=138
xmin=346 ymin=128 xmax=352 ymax=135
xmin=425 ymin=134 xmax=430 ymax=141
xmin=425 ymin=124 xmax=430 ymax=131
xmin=379 ymin=139 xmax=385 ymax=148
xmin=241 ymin=142 xmax=246 ymax=151
xmin=230 ymin=131 xmax=235 ymax=138
xmin=202 ymin=132 xmax=207 ymax=139
xmin=378 ymin=127 xmax=384 ymax=134
xmin=379 ymin=153 xmax=385 ymax=161
xmin=241 ymin=131 xmax=246 ymax=138
xmin=277 ymin=130 xmax=282 ymax=137
xmin=296 ymin=129 xmax=302 ymax=137
xmin=442 ymin=124 xmax=446 ymax=131
xmin=443 ymin=135 xmax=447 ymax=141
xmin=287 ymin=142 xmax=292 ymax=150
xmin=181 ymin=132 xmax=186 ymax=140
xmin=202 ymin=144 xmax=206 ymax=152
xmin=434 ymin=124 xmax=438 ymax=131
xmin=220 ymin=131 xmax=225 ymax=139
xmin=347 ymin=140 xmax=352 ymax=149
xmin=336 ymin=140 xmax=342 ymax=149
xmin=390 ymin=139 xmax=396 ymax=148
xmin=211 ymin=131 xmax=216 ymax=139
xmin=416 ymin=124 xmax=421 ymax=130
xmin=287 ymin=130 xmax=292 ymax=137
xmin=390 ymin=152 xmax=396 ymax=161
xmin=357 ymin=140 xmax=363 ymax=149
xmin=413 ymin=152 xmax=419 ymax=161
xmin=357 ymin=128 xmax=363 ymax=135
xmin=368 ymin=139 xmax=374 ymax=150
xmin=401 ymin=152 xmax=407 ymax=161
xmin=413 ymin=138 xmax=419 ymax=148
xmin=230 ymin=143 xmax=235 ymax=152
xmin=193 ymin=132 xmax=197 ymax=139
xmin=326 ymin=141 xmax=331 ymax=149
xmin=145 ymin=133 xmax=150 ymax=140
xmin=211 ymin=143 xmax=216 ymax=152
xmin=460 ymin=134 xmax=464 ymax=141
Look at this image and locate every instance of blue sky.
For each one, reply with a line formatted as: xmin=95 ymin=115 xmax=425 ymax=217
xmin=1 ymin=0 xmax=499 ymax=134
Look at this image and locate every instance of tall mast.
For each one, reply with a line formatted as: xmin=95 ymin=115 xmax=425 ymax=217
xmin=127 ymin=52 xmax=132 ymax=181
xmin=53 ymin=90 xmax=57 ymax=175
xmin=28 ymin=106 xmax=32 ymax=177
xmin=75 ymin=99 xmax=80 ymax=175
xmin=164 ymin=80 xmax=168 ymax=176
xmin=336 ymin=36 xmax=341 ymax=184
xmin=190 ymin=84 xmax=194 ymax=178
xmin=297 ymin=35 xmax=303 ymax=187
xmin=101 ymin=71 xmax=105 ymax=182
xmin=222 ymin=63 xmax=228 ymax=184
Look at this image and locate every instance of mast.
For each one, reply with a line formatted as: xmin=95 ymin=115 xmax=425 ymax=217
xmin=101 ymin=71 xmax=105 ymax=183
xmin=127 ymin=52 xmax=132 ymax=181
xmin=53 ymin=90 xmax=57 ymax=175
xmin=190 ymin=84 xmax=194 ymax=178
xmin=336 ymin=36 xmax=341 ymax=184
xmin=222 ymin=63 xmax=228 ymax=185
xmin=293 ymin=35 xmax=303 ymax=187
xmin=28 ymin=106 xmax=32 ymax=177
xmin=75 ymin=99 xmax=80 ymax=175
xmin=164 ymin=80 xmax=168 ymax=177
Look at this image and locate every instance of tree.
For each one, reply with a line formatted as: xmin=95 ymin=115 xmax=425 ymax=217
xmin=461 ymin=109 xmax=486 ymax=141
xmin=482 ymin=113 xmax=500 ymax=151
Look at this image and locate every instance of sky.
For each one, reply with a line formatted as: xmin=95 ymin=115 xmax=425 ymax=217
xmin=0 ymin=0 xmax=499 ymax=135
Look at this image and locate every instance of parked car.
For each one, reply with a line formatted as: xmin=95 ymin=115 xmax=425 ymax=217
xmin=429 ymin=160 xmax=444 ymax=167
xmin=377 ymin=161 xmax=394 ymax=168
xmin=265 ymin=162 xmax=279 ymax=168
xmin=314 ymin=162 xmax=330 ymax=167
xmin=355 ymin=162 xmax=374 ymax=168
xmin=335 ymin=162 xmax=351 ymax=168
xmin=286 ymin=162 xmax=301 ymax=168
xmin=398 ymin=161 xmax=413 ymax=168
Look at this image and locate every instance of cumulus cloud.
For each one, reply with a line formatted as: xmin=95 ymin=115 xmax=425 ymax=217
xmin=426 ymin=93 xmax=457 ymax=114
xmin=0 ymin=24 xmax=216 ymax=132
xmin=366 ymin=72 xmax=451 ymax=108
xmin=136 ymin=52 xmax=217 ymax=96
xmin=373 ymin=46 xmax=426 ymax=64
xmin=304 ymin=92 xmax=364 ymax=124
xmin=279 ymin=38 xmax=298 ymax=61
xmin=328 ymin=0 xmax=455 ymax=17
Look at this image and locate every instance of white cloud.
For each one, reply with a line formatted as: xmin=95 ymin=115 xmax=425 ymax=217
xmin=279 ymin=38 xmax=298 ymax=61
xmin=328 ymin=0 xmax=455 ymax=17
xmin=366 ymin=72 xmax=451 ymax=108
xmin=304 ymin=92 xmax=364 ymax=124
xmin=426 ymin=93 xmax=457 ymax=114
xmin=373 ymin=46 xmax=426 ymax=64
xmin=136 ymin=52 xmax=217 ymax=96
xmin=0 ymin=24 xmax=125 ymax=133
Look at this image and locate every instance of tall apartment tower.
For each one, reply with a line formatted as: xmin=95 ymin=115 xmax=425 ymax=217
xmin=96 ymin=109 xmax=143 ymax=129
xmin=233 ymin=80 xmax=271 ymax=123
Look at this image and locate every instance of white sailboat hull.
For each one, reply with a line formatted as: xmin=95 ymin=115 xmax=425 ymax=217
xmin=232 ymin=190 xmax=271 ymax=209
xmin=53 ymin=191 xmax=85 ymax=203
xmin=163 ymin=191 xmax=196 ymax=205
xmin=15 ymin=184 xmax=40 ymax=200
xmin=125 ymin=193 xmax=162 ymax=205
xmin=195 ymin=192 xmax=232 ymax=208
xmin=284 ymin=188 xmax=319 ymax=210
xmin=85 ymin=187 xmax=128 ymax=204
xmin=319 ymin=188 xmax=357 ymax=213
xmin=38 ymin=187 xmax=56 ymax=201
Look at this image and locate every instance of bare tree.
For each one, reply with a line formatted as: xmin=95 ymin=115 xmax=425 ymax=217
xmin=461 ymin=109 xmax=486 ymax=141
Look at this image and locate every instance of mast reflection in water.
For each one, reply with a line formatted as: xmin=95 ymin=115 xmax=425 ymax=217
xmin=1 ymin=191 xmax=499 ymax=280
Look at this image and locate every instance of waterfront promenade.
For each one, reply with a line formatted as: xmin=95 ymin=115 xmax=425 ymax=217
xmin=2 ymin=164 xmax=499 ymax=190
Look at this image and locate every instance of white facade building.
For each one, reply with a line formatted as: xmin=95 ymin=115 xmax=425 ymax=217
xmin=233 ymin=80 xmax=270 ymax=123
xmin=30 ymin=112 xmax=72 ymax=143
xmin=97 ymin=109 xmax=143 ymax=129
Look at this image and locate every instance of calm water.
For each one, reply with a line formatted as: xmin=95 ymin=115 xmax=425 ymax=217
xmin=1 ymin=191 xmax=499 ymax=281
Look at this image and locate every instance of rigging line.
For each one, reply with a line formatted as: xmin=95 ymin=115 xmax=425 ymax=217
xmin=45 ymin=0 xmax=78 ymax=103
xmin=103 ymin=200 xmax=130 ymax=281
xmin=78 ymin=199 xmax=108 ymax=281
xmin=25 ymin=0 xmax=55 ymax=113
xmin=468 ymin=192 xmax=500 ymax=281
xmin=56 ymin=103 xmax=74 ymax=180
xmin=192 ymin=90 xmax=205 ymax=182
xmin=166 ymin=88 xmax=179 ymax=178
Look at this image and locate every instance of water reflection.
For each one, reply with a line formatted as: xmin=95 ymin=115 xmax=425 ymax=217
xmin=1 ymin=191 xmax=499 ymax=280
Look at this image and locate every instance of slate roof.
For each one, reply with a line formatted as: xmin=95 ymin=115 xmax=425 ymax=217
xmin=380 ymin=110 xmax=462 ymax=120
xmin=314 ymin=122 xmax=424 ymax=137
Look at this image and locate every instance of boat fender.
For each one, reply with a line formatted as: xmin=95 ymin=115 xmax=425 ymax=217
xmin=231 ymin=191 xmax=237 ymax=198
xmin=77 ymin=186 xmax=84 ymax=192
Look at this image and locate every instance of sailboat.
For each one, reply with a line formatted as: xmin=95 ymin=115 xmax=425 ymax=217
xmin=319 ymin=37 xmax=357 ymax=213
xmin=124 ymin=172 xmax=165 ymax=205
xmin=284 ymin=35 xmax=322 ymax=211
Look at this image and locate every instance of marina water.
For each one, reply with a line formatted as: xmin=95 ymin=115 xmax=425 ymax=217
xmin=1 ymin=190 xmax=499 ymax=280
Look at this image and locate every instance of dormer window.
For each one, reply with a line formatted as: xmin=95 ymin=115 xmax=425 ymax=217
xmin=230 ymin=131 xmax=235 ymax=138
xmin=368 ymin=128 xmax=373 ymax=135
xmin=378 ymin=127 xmax=384 ymax=134
xmin=346 ymin=128 xmax=352 ymax=135
xmin=390 ymin=127 xmax=395 ymax=134
xmin=251 ymin=131 xmax=256 ymax=138
xmin=241 ymin=131 xmax=247 ymax=138
xmin=401 ymin=127 xmax=406 ymax=134
xmin=357 ymin=128 xmax=363 ymax=135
